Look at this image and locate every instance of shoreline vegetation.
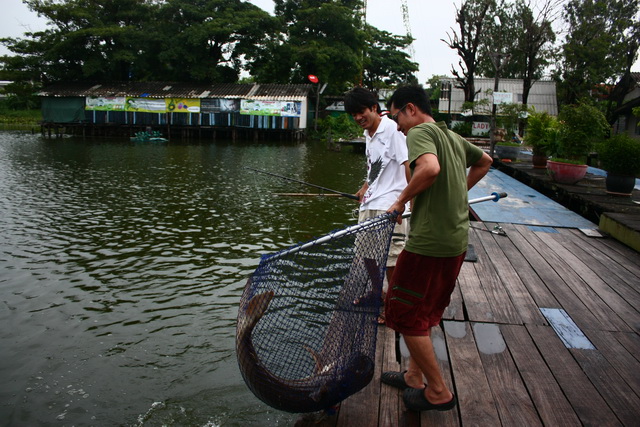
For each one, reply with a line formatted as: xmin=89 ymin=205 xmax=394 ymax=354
xmin=0 ymin=107 xmax=41 ymax=126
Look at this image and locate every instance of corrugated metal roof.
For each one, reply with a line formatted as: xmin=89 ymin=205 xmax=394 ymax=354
xmin=37 ymin=82 xmax=312 ymax=100
xmin=439 ymin=77 xmax=558 ymax=116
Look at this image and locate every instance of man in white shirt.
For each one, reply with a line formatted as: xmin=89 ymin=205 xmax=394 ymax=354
xmin=345 ymin=87 xmax=411 ymax=323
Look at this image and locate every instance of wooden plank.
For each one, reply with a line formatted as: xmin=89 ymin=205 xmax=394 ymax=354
xmin=443 ymin=321 xmax=501 ymax=426
xmin=612 ymin=331 xmax=640 ymax=364
xmin=582 ymin=329 xmax=640 ymax=398
xmin=564 ymin=229 xmax=640 ymax=305
xmin=456 ymin=260 xmax=494 ymax=323
xmin=419 ymin=326 xmax=460 ymax=427
xmin=379 ymin=326 xmax=402 ymax=427
xmin=511 ymin=225 xmax=612 ymax=331
xmin=501 ymin=324 xmax=581 ymax=426
xmin=443 ymin=279 xmax=465 ymax=321
xmin=539 ymin=308 xmax=595 ymax=350
xmin=593 ymin=235 xmax=640 ymax=277
xmin=493 ymin=223 xmax=560 ymax=308
xmin=525 ymin=325 xmax=619 ymax=426
xmin=540 ymin=230 xmax=635 ymax=332
xmin=570 ymin=347 xmax=640 ymax=426
xmin=336 ymin=326 xmax=386 ymax=427
xmin=472 ymin=323 xmax=542 ymax=426
xmin=468 ymin=228 xmax=522 ymax=324
xmin=473 ymin=222 xmax=547 ymax=325
xmin=398 ymin=355 xmax=420 ymax=427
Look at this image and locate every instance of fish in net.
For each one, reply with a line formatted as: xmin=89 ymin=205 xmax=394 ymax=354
xmin=236 ymin=213 xmax=397 ymax=413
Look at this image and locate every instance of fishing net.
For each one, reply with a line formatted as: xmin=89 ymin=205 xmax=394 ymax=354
xmin=236 ymin=213 xmax=397 ymax=413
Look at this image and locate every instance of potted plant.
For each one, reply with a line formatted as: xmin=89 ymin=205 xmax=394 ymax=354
xmin=524 ymin=109 xmax=558 ymax=169
xmin=597 ymin=134 xmax=640 ymax=195
xmin=494 ymin=103 xmax=527 ymax=162
xmin=494 ymin=139 xmax=522 ymax=162
xmin=547 ymin=102 xmax=610 ymax=184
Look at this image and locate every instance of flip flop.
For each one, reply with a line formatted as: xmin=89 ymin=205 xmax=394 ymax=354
xmin=402 ymin=388 xmax=457 ymax=412
xmin=381 ymin=371 xmax=425 ymax=390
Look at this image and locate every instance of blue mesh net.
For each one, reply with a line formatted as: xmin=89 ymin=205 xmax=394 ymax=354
xmin=236 ymin=213 xmax=396 ymax=413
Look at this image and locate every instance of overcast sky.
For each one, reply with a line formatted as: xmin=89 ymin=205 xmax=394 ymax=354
xmin=3 ymin=0 xmax=638 ymax=84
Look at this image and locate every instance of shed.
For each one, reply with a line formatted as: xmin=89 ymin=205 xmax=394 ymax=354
xmin=439 ymin=78 xmax=558 ymax=116
xmin=37 ymin=82 xmax=313 ymax=134
xmin=612 ymin=72 xmax=640 ymax=140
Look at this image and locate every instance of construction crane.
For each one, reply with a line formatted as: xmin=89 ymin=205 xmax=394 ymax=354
xmin=400 ymin=0 xmax=415 ymax=62
xmin=361 ymin=0 xmax=415 ymax=62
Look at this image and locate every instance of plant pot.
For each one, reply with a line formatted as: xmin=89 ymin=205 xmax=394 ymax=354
xmin=531 ymin=154 xmax=547 ymax=169
xmin=605 ymin=173 xmax=636 ymax=196
xmin=495 ymin=145 xmax=520 ymax=161
xmin=547 ymin=160 xmax=588 ymax=184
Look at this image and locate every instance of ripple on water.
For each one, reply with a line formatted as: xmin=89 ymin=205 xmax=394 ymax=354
xmin=0 ymin=133 xmax=364 ymax=424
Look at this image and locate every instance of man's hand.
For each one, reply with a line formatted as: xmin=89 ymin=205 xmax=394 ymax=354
xmin=356 ymin=183 xmax=368 ymax=203
xmin=387 ymin=200 xmax=406 ymax=224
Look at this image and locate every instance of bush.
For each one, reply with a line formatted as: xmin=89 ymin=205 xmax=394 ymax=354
xmin=555 ymin=101 xmax=609 ymax=162
xmin=598 ymin=134 xmax=640 ymax=176
xmin=314 ymin=114 xmax=362 ymax=140
xmin=525 ymin=109 xmax=558 ymax=156
xmin=451 ymin=121 xmax=472 ymax=137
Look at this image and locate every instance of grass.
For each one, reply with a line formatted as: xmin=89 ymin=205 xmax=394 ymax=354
xmin=0 ymin=107 xmax=42 ymax=125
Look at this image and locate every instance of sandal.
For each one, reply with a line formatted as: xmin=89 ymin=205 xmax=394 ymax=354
xmin=381 ymin=371 xmax=425 ymax=390
xmin=402 ymin=388 xmax=457 ymax=412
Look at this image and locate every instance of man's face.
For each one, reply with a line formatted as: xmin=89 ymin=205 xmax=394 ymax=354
xmin=389 ymin=103 xmax=410 ymax=136
xmin=351 ymin=106 xmax=379 ymax=132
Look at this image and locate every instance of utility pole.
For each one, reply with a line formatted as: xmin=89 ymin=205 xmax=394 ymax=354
xmin=489 ymin=52 xmax=510 ymax=159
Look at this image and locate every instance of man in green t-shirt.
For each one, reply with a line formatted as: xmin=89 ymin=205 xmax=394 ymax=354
xmin=380 ymin=85 xmax=492 ymax=412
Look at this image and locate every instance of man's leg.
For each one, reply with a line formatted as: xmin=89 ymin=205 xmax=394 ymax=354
xmin=403 ymin=333 xmax=454 ymax=404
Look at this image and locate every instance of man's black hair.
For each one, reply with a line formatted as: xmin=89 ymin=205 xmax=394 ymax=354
xmin=344 ymin=87 xmax=379 ymax=115
xmin=388 ymin=85 xmax=432 ymax=117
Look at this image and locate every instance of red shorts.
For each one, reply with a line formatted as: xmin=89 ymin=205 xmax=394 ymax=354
xmin=385 ymin=250 xmax=465 ymax=336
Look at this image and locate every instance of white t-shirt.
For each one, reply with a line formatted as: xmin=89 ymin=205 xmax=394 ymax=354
xmin=360 ymin=115 xmax=409 ymax=211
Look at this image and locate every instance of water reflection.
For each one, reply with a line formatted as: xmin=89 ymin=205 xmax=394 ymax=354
xmin=0 ymin=132 xmax=365 ymax=426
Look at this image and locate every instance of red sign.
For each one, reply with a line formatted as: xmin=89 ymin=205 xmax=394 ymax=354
xmin=307 ymin=74 xmax=319 ymax=84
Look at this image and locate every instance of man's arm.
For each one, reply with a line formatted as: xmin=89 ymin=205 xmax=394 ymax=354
xmin=467 ymin=152 xmax=492 ymax=190
xmin=387 ymin=153 xmax=440 ymax=222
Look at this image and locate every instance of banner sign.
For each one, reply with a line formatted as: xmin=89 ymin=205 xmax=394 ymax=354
xmin=451 ymin=120 xmax=491 ymax=136
xmin=85 ymin=96 xmax=126 ymax=111
xmin=125 ymin=98 xmax=167 ymax=113
xmin=201 ymin=99 xmax=239 ymax=113
xmin=240 ymin=100 xmax=302 ymax=117
xmin=471 ymin=121 xmax=491 ymax=136
xmin=493 ymin=92 xmax=513 ymax=105
xmin=166 ymin=98 xmax=201 ymax=113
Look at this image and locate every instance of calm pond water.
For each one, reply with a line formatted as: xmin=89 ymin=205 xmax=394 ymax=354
xmin=0 ymin=131 xmax=366 ymax=426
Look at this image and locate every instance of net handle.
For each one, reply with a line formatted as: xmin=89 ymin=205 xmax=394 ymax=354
xmin=263 ymin=193 xmax=507 ymax=261
xmin=400 ymin=191 xmax=508 ymax=218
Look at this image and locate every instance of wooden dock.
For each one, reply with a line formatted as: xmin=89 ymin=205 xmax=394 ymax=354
xmin=297 ymin=223 xmax=640 ymax=426
xmin=295 ymin=165 xmax=640 ymax=426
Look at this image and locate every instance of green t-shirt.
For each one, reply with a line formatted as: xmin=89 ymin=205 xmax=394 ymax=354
xmin=405 ymin=122 xmax=485 ymax=257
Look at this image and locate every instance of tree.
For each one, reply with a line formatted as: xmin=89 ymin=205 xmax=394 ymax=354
xmin=0 ymin=0 xmax=278 ymax=85
xmin=361 ymin=25 xmax=418 ymax=90
xmin=559 ymin=0 xmax=640 ymax=104
xmin=254 ymin=0 xmax=367 ymax=93
xmin=477 ymin=0 xmax=557 ymax=107
xmin=155 ymin=0 xmax=278 ymax=82
xmin=2 ymin=0 xmax=157 ymax=84
xmin=442 ymin=0 xmax=496 ymax=103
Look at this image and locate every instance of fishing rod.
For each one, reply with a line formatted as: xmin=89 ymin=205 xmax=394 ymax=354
xmin=265 ymin=192 xmax=508 ymax=260
xmin=245 ymin=167 xmax=359 ymax=201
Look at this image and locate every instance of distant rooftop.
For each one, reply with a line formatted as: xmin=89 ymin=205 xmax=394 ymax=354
xmin=439 ymin=77 xmax=558 ymax=116
xmin=37 ymin=82 xmax=313 ymax=101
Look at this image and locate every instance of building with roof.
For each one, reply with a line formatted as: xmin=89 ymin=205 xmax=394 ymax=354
xmin=612 ymin=72 xmax=640 ymax=140
xmin=37 ymin=82 xmax=313 ymax=140
xmin=438 ymin=77 xmax=558 ymax=117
